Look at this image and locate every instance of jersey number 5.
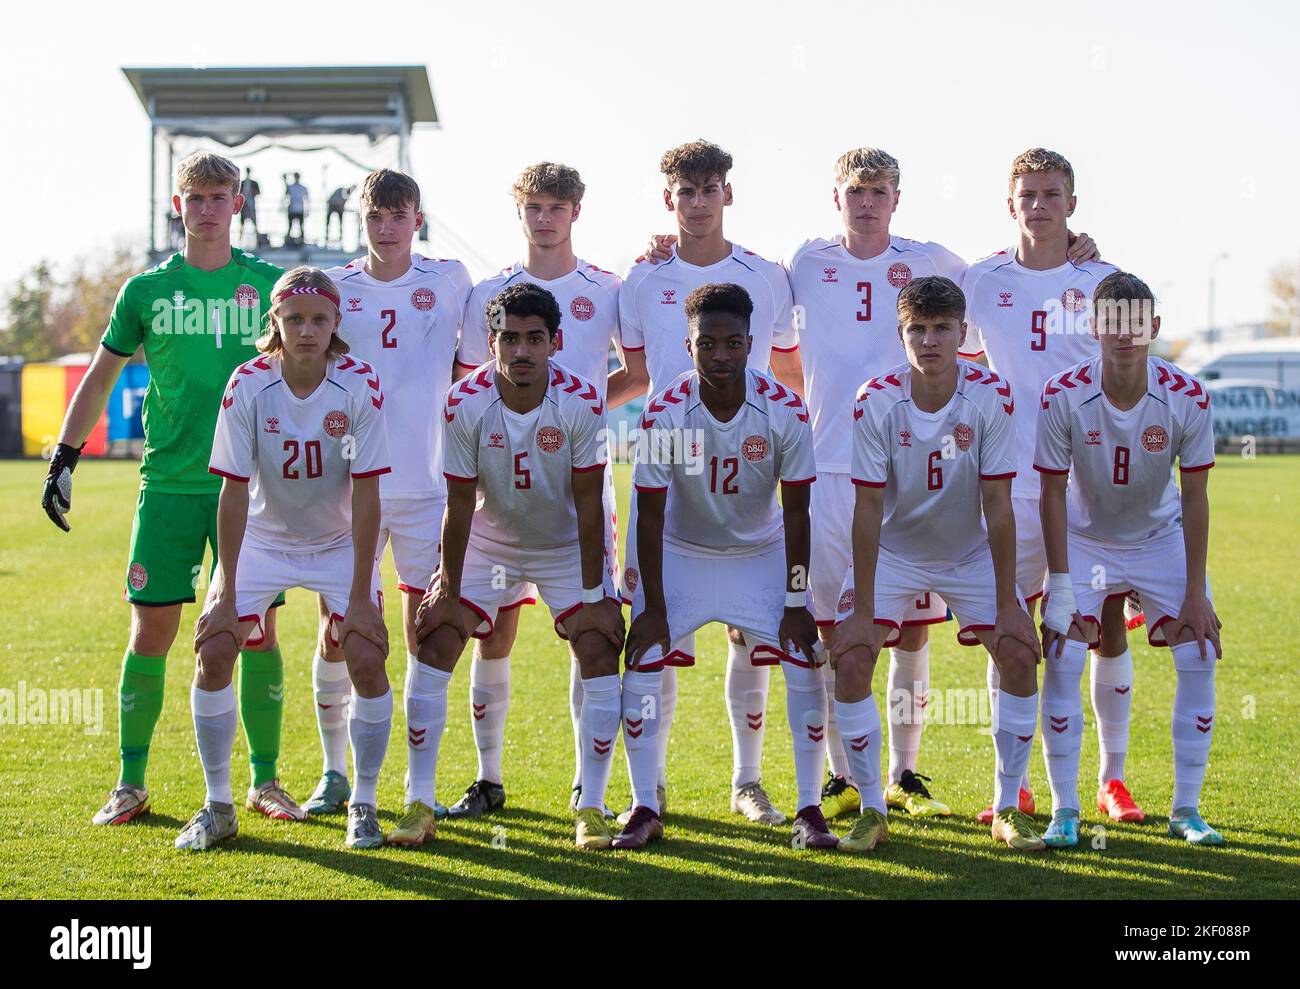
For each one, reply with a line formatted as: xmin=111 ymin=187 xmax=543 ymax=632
xmin=283 ymin=439 xmax=323 ymax=479
xmin=381 ymin=309 xmax=397 ymax=349
xmin=514 ymin=451 xmax=532 ymax=490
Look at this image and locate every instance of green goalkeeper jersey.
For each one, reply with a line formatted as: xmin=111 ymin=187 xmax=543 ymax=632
xmin=101 ymin=249 xmax=283 ymax=494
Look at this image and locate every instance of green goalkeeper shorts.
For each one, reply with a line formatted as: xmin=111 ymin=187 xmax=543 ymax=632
xmin=124 ymin=488 xmax=285 ymax=610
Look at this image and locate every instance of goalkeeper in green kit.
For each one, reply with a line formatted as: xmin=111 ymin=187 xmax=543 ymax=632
xmin=42 ymin=152 xmax=302 ymax=825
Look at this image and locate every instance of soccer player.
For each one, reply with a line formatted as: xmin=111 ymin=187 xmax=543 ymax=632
xmin=392 ymin=282 xmax=625 ymax=851
xmin=830 ymin=276 xmax=1044 ymax=853
xmin=1036 ymin=272 xmax=1224 ymax=847
xmin=299 ymin=169 xmax=472 ymax=816
xmin=42 ymin=152 xmax=298 ymax=827
xmin=179 ymin=267 xmax=392 ymax=850
xmin=451 ymin=163 xmax=633 ymax=818
xmin=618 ymin=140 xmax=803 ymax=826
xmin=960 ymin=148 xmax=1137 ymax=826
xmin=618 ymin=282 xmax=830 ymax=850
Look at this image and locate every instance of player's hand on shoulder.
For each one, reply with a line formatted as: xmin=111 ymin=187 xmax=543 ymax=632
xmin=340 ymin=594 xmax=389 ymax=654
xmin=566 ymin=597 xmax=626 ymax=652
xmin=1175 ymin=593 xmax=1223 ymax=661
xmin=41 ymin=442 xmax=82 ymax=533
xmin=779 ymin=607 xmax=821 ymax=667
xmin=995 ymin=603 xmax=1040 ymax=662
xmin=194 ymin=593 xmax=242 ymax=651
xmin=625 ymin=607 xmax=670 ymax=670
xmin=830 ymin=610 xmax=885 ymax=669
xmin=1065 ymin=229 xmax=1100 ymax=264
xmin=645 ymin=234 xmax=676 ymax=264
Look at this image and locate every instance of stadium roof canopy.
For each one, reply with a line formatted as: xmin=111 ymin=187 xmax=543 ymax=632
xmin=122 ymin=65 xmax=438 ymax=145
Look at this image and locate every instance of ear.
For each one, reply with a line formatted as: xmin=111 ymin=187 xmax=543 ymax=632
xmin=487 ymin=333 xmax=498 ymax=358
xmin=1066 ymin=194 xmax=1077 ymax=217
xmin=833 ymin=186 xmax=842 ymax=212
xmin=233 ymin=193 xmax=245 ymax=213
xmin=891 ymin=187 xmax=900 ymax=211
xmin=685 ymin=336 xmax=694 ymax=359
xmin=722 ymin=182 xmax=734 ymax=207
xmin=570 ymin=202 xmax=582 ymax=223
xmin=1150 ymin=314 xmax=1161 ymax=341
xmin=897 ymin=322 xmax=905 ymax=344
xmin=1006 ymin=195 xmax=1017 ymax=220
xmin=548 ymin=332 xmax=559 ymax=358
xmin=959 ymin=321 xmax=968 ymax=349
xmin=746 ymin=333 xmax=753 ymax=354
xmin=663 ymin=188 xmax=674 ymax=212
xmin=414 ymin=209 xmax=425 ymax=231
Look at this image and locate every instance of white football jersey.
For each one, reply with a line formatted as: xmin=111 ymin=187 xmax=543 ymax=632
xmin=960 ymin=252 xmax=1117 ymax=497
xmin=620 ymin=243 xmax=796 ymax=397
xmin=458 ymin=260 xmax=622 ymax=396
xmin=210 ymin=353 xmax=391 ymax=553
xmin=852 ymin=360 xmax=1018 ymax=565
xmin=785 ymin=235 xmax=968 ymax=473
xmin=1034 ymin=355 xmax=1215 ymax=544
xmin=441 ymin=362 xmax=608 ymax=550
xmin=633 ymin=368 xmax=815 ymax=559
xmin=326 ymin=254 xmax=471 ymax=499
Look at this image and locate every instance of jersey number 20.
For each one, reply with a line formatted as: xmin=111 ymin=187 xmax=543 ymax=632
xmin=283 ymin=440 xmax=323 ymax=479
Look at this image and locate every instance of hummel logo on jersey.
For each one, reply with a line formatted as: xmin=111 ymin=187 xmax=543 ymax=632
xmin=661 ymin=289 xmax=677 ymax=304
xmin=822 ymin=267 xmax=839 ymax=283
xmin=899 ymin=430 xmax=912 ymax=448
xmin=488 ymin=432 xmax=505 ymax=449
xmin=690 ymin=440 xmax=702 ymax=458
xmin=1086 ymin=429 xmax=1102 ymax=445
xmin=998 ymin=292 xmax=1014 ymax=308
xmin=264 ymin=417 xmax=280 ymax=434
xmin=347 ymin=297 xmax=363 ymax=312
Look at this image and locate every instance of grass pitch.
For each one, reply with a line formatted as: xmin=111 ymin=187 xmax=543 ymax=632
xmin=1 ymin=456 xmax=1297 ymax=899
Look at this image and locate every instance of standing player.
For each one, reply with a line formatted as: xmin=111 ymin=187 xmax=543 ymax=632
xmin=390 ymin=282 xmax=625 ymax=851
xmin=618 ymin=283 xmax=832 ymax=851
xmin=1036 ymin=271 xmax=1224 ymax=847
xmin=42 ymin=152 xmax=298 ymax=827
xmin=960 ymin=148 xmax=1136 ymax=825
xmin=451 ymin=163 xmax=634 ymax=818
xmin=181 ymin=267 xmax=393 ymax=850
xmin=300 ymin=169 xmax=472 ymax=816
xmin=618 ymin=140 xmax=803 ymax=826
xmin=831 ymin=276 xmax=1044 ymax=852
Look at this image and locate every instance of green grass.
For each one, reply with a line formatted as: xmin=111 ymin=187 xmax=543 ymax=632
xmin=1 ymin=456 xmax=1297 ymax=899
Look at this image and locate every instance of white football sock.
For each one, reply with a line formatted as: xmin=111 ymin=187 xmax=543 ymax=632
xmin=992 ymin=689 xmax=1038 ymax=812
xmin=404 ymin=662 xmax=450 ymax=808
xmin=785 ymin=663 xmax=827 ymax=811
xmin=823 ymin=663 xmax=855 ymax=786
xmin=988 ymin=655 xmax=1032 ymax=793
xmin=312 ymin=653 xmax=352 ymax=775
xmin=192 ymin=683 xmax=237 ymax=806
xmin=569 ymin=657 xmax=584 ymax=789
xmin=886 ymin=644 xmax=928 ymax=784
xmin=349 ymin=689 xmax=393 ymax=809
xmin=622 ymin=669 xmax=662 ymax=813
xmin=1170 ymin=642 xmax=1217 ymax=814
xmin=577 ymin=674 xmax=620 ymax=812
xmin=1040 ymin=639 xmax=1087 ymax=813
xmin=656 ymin=664 xmax=678 ymax=791
xmin=1090 ymin=649 xmax=1133 ymax=784
xmin=726 ymin=641 xmax=769 ymax=788
xmin=833 ymin=696 xmax=886 ymax=813
xmin=470 ymin=654 xmax=510 ymax=784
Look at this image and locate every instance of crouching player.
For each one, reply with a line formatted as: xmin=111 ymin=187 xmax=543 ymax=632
xmin=399 ymin=282 xmax=625 ymax=851
xmin=1035 ymin=271 xmax=1224 ymax=847
xmin=831 ymin=276 xmax=1043 ymax=852
xmin=179 ymin=267 xmax=394 ymax=851
xmin=619 ymin=283 xmax=831 ymax=851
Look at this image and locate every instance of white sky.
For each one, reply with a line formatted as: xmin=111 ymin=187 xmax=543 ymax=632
xmin=5 ymin=0 xmax=1298 ymax=338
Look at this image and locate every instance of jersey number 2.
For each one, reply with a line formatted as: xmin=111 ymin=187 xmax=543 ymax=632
xmin=381 ymin=309 xmax=397 ymax=349
xmin=283 ymin=440 xmax=323 ymax=479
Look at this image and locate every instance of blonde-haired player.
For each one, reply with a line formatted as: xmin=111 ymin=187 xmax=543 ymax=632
xmin=180 ymin=267 xmax=393 ymax=850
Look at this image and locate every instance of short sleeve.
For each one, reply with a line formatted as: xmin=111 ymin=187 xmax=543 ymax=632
xmin=618 ymin=269 xmax=645 ymax=351
xmin=931 ymin=243 xmax=968 ymax=284
xmin=978 ymin=390 xmax=1018 ymax=480
xmin=441 ymin=389 xmax=480 ymax=482
xmin=957 ymin=267 xmax=986 ymax=360
xmin=778 ymin=402 xmax=816 ymax=484
xmin=457 ymin=283 xmax=491 ymax=370
xmin=348 ymin=373 xmax=391 ymax=479
xmin=769 ymin=264 xmax=798 ymax=352
xmin=850 ymin=400 xmax=889 ymax=488
xmin=569 ymin=392 xmax=608 ymax=474
xmin=209 ymin=372 xmax=255 ymax=482
xmin=101 ymin=280 xmax=143 ymax=357
xmin=1033 ymin=389 xmax=1073 ymax=476
xmin=1177 ymin=385 xmax=1216 ymax=473
xmin=632 ymin=414 xmax=672 ymax=492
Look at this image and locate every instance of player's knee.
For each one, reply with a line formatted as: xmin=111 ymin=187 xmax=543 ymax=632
xmin=897 ymin=624 xmax=928 ymax=651
xmin=419 ymin=624 xmax=465 ymax=672
xmin=571 ymin=632 xmax=618 ymax=678
xmin=129 ymin=606 xmax=181 ymax=656
xmin=834 ymin=648 xmax=876 ymax=700
xmin=344 ymin=636 xmax=387 ymax=693
xmin=195 ymin=637 xmax=238 ymax=689
xmin=995 ymin=639 xmax=1037 ymax=693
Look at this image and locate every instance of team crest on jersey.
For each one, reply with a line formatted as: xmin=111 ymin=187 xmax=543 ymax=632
xmin=998 ymin=292 xmax=1014 ymax=308
xmin=411 ymin=287 xmax=436 ymax=311
xmin=347 ymin=297 xmax=363 ymax=312
xmin=127 ymin=563 xmax=148 ymax=591
xmin=898 ymin=430 xmax=912 ymax=448
xmin=953 ymin=422 xmax=973 ymax=451
xmin=1141 ymin=425 xmax=1169 ymax=453
xmin=570 ymin=296 xmax=595 ymax=321
xmin=690 ymin=440 xmax=702 ymax=458
xmin=624 ymin=567 xmax=639 ymax=593
xmin=264 ymin=417 xmax=280 ymax=434
xmin=822 ymin=267 xmax=839 ymax=283
xmin=741 ymin=435 xmax=769 ymax=462
xmin=1061 ymin=287 xmax=1087 ymax=312
xmin=661 ymin=290 xmax=677 ymax=305
xmin=235 ymin=284 xmax=260 ymax=309
xmin=887 ymin=263 xmax=913 ymax=288
xmin=838 ymin=589 xmax=854 ymax=614
xmin=487 ymin=432 xmax=505 ymax=449
xmin=537 ymin=426 xmax=565 ymax=453
xmin=323 ymin=410 xmax=350 ymax=438
xmin=1086 ymin=429 xmax=1102 ymax=446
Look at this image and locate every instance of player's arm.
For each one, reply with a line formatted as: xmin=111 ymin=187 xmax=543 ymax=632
xmin=41 ymin=344 xmax=130 ymax=531
xmin=1176 ymin=468 xmax=1222 ymax=660
xmin=194 ymin=477 xmax=249 ymax=651
xmin=778 ymin=481 xmax=819 ymax=663
xmin=416 ymin=477 xmax=476 ymax=641
xmin=607 ymin=343 xmax=649 ymax=409
xmin=338 ymin=473 xmax=388 ymax=652
xmin=565 ymin=467 xmax=626 ymax=650
xmin=982 ymin=476 xmax=1039 ymax=657
xmin=626 ymin=487 xmax=670 ymax=667
xmin=1065 ymin=229 xmax=1099 ymax=264
xmin=829 ymin=482 xmax=886 ymax=666
xmin=1037 ymin=470 xmax=1079 ymax=658
xmin=771 ymin=347 xmax=804 ymax=398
